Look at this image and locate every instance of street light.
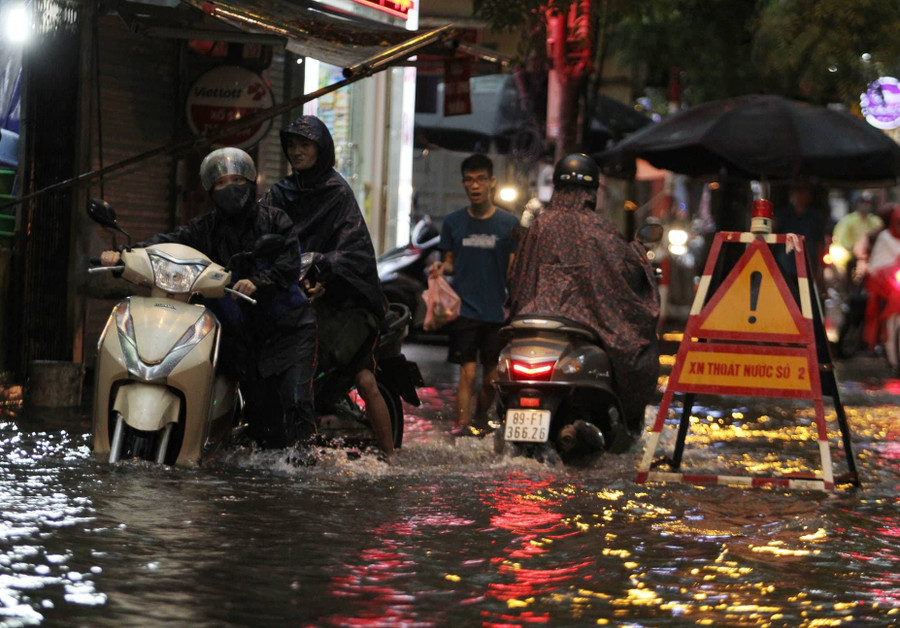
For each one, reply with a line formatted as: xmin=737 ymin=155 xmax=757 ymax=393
xmin=3 ymin=2 xmax=30 ymax=44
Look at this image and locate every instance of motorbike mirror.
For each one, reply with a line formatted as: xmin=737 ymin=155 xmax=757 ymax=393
xmin=411 ymin=216 xmax=440 ymax=248
xmin=636 ymin=222 xmax=664 ymax=246
xmin=87 ymin=198 xmax=131 ymax=243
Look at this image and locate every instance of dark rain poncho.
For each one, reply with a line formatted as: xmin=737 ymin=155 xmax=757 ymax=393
xmin=507 ymin=188 xmax=660 ymax=427
xmin=141 ymin=204 xmax=311 ymax=380
xmin=264 ymin=115 xmax=385 ymax=319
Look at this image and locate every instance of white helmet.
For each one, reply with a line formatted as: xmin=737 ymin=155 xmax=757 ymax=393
xmin=199 ymin=147 xmax=257 ymax=191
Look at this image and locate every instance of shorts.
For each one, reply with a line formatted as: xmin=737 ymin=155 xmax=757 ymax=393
xmin=447 ymin=316 xmax=506 ymax=366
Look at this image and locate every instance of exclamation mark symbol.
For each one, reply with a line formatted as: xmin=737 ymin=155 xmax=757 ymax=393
xmin=748 ymin=271 xmax=762 ymax=324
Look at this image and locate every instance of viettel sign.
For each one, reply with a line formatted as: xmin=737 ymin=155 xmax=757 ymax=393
xmin=186 ymin=66 xmax=274 ymax=149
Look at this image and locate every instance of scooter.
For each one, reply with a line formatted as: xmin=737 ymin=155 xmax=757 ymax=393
xmin=87 ymin=199 xmax=270 ymax=466
xmin=300 ymin=253 xmax=424 ymax=450
xmin=492 ymin=222 xmax=663 ymax=464
xmin=867 ymin=261 xmax=900 ymax=376
xmin=377 ymin=216 xmax=441 ymax=332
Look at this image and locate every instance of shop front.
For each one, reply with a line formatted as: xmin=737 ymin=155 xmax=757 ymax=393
xmin=2 ymin=0 xmax=458 ymax=379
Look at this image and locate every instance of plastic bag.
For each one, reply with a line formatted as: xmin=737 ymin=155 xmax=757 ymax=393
xmin=423 ymin=275 xmax=461 ymax=331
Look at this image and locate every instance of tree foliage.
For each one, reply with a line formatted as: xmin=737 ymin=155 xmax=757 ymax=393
xmin=754 ymin=0 xmax=900 ymax=104
xmin=474 ymin=0 xmax=900 ymax=107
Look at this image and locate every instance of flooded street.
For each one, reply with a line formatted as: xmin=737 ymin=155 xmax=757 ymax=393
xmin=1 ymin=342 xmax=900 ymax=627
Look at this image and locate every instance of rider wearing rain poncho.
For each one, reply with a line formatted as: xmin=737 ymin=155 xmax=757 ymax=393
xmin=506 ymin=153 xmax=660 ymax=431
xmin=102 ymin=147 xmax=317 ymax=451
xmin=264 ymin=115 xmax=395 ymax=459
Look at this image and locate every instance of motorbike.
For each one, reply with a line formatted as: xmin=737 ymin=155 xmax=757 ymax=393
xmin=821 ymin=242 xmax=868 ymax=359
xmin=376 ymin=216 xmax=441 ymax=333
xmin=863 ymin=261 xmax=900 ymax=375
xmin=300 ymin=253 xmax=424 ymax=450
xmin=492 ymin=222 xmax=664 ymax=465
xmin=86 ymin=199 xmax=270 ymax=466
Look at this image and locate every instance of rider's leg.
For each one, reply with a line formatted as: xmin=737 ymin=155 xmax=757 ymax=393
xmin=355 ymin=368 xmax=395 ymax=458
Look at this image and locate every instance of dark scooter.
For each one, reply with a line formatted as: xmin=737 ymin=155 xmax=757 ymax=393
xmin=493 ymin=222 xmax=663 ymax=464
xmin=300 ymin=253 xmax=424 ymax=450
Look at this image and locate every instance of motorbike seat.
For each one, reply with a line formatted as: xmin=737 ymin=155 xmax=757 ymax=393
xmin=506 ymin=314 xmax=600 ymax=342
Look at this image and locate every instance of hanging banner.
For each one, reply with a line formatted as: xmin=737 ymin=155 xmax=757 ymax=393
xmin=351 ymin=0 xmax=413 ymax=19
xmin=443 ymin=58 xmax=472 ymax=117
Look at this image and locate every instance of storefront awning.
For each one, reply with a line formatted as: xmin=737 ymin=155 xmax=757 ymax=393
xmin=8 ymin=4 xmax=462 ymax=208
xmin=179 ymin=0 xmax=456 ymax=70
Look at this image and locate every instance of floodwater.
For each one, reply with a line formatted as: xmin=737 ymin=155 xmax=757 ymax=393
xmin=1 ymin=343 xmax=899 ymax=627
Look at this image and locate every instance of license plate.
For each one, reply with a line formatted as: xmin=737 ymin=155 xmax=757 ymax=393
xmin=504 ymin=409 xmax=551 ymax=443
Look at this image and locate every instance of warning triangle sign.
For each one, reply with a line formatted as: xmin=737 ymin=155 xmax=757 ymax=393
xmin=694 ymin=238 xmax=808 ymax=342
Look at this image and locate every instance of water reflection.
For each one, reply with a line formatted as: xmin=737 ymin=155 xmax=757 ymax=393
xmin=0 ymin=353 xmax=899 ymax=626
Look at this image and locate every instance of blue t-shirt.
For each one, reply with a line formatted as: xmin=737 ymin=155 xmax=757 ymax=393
xmin=439 ymin=207 xmax=519 ymax=322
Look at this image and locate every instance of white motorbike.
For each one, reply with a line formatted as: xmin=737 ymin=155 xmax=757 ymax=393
xmin=87 ymin=199 xmax=272 ymax=466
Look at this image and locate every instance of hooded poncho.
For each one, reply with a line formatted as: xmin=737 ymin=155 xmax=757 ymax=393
xmin=264 ymin=115 xmax=385 ymax=319
xmin=507 ymin=187 xmax=660 ymax=427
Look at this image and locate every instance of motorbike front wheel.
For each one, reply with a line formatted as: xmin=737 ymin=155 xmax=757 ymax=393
xmin=109 ymin=412 xmax=177 ymax=464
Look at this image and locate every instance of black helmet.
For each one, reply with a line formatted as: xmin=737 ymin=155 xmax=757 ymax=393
xmin=553 ymin=153 xmax=600 ymax=190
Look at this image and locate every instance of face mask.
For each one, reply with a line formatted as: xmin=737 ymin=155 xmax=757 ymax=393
xmin=211 ymin=183 xmax=254 ymax=217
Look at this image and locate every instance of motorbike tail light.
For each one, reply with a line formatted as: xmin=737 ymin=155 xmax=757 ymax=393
xmin=894 ymin=268 xmax=900 ymax=285
xmin=510 ymin=360 xmax=555 ymax=382
xmin=519 ymin=396 xmax=541 ymax=408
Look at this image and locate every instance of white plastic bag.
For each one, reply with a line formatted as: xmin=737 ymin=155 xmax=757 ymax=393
xmin=422 ymin=275 xmax=461 ymax=331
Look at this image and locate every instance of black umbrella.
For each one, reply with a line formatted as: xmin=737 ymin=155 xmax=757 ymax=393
xmin=595 ymin=94 xmax=900 ymax=185
xmin=581 ymin=92 xmax=653 ymax=154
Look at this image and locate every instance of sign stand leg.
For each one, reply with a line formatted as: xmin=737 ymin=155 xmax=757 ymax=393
xmin=820 ymin=368 xmax=860 ymax=484
xmin=671 ymin=393 xmax=695 ymax=470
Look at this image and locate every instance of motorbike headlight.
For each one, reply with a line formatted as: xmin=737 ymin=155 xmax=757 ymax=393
xmin=826 ymin=243 xmax=851 ymax=268
xmin=149 ymin=254 xmax=207 ymax=293
xmin=498 ymin=186 xmax=518 ymax=204
xmin=667 ymin=229 xmax=689 ymax=256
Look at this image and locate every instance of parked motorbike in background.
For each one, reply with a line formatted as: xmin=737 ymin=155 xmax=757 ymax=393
xmin=87 ymin=199 xmax=267 ymax=466
xmin=492 ymin=222 xmax=664 ymax=465
xmin=300 ymin=253 xmax=424 ymax=450
xmin=377 ymin=216 xmax=441 ymax=333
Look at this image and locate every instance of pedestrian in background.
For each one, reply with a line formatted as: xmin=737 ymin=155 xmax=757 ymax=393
xmin=429 ymin=153 xmax=519 ymax=435
xmin=774 ymin=182 xmax=828 ymax=284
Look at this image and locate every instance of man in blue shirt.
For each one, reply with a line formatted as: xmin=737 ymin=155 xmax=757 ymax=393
xmin=429 ymin=154 xmax=519 ymax=435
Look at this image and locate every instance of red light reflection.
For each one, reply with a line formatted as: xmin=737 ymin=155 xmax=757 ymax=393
xmin=479 ymin=474 xmax=595 ymax=626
